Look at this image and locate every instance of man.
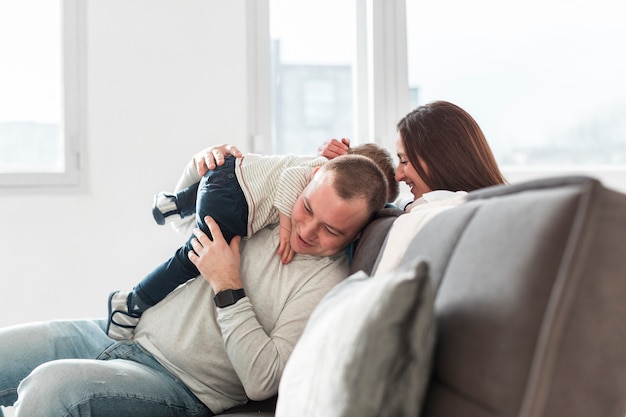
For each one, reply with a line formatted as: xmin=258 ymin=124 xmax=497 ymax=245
xmin=0 ymin=149 xmax=387 ymax=416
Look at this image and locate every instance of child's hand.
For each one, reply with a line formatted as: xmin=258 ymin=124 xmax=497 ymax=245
xmin=277 ymin=231 xmax=294 ymax=264
xmin=193 ymin=144 xmax=243 ymax=175
xmin=277 ymin=212 xmax=295 ymax=264
xmin=318 ymin=137 xmax=350 ymax=159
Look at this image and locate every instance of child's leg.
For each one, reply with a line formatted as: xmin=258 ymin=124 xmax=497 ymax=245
xmin=131 ymin=156 xmax=248 ymax=311
xmin=175 ymin=182 xmax=200 ymax=218
xmin=152 ymin=183 xmax=200 ymax=225
xmin=108 ymin=160 xmax=248 ymax=340
xmin=194 ymin=156 xmax=249 ymax=243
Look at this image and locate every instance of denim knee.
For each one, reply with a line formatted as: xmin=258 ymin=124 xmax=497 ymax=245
xmin=15 ymin=355 xmax=213 ymax=417
xmin=15 ymin=360 xmax=81 ymax=416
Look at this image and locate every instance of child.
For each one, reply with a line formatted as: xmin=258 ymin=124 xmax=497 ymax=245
xmin=152 ymin=143 xmax=399 ymax=226
xmin=107 ymin=144 xmax=397 ymax=340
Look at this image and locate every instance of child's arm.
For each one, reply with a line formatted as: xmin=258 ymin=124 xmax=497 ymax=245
xmin=277 ymin=211 xmax=295 ymax=264
xmin=274 ymin=157 xmax=326 ymax=263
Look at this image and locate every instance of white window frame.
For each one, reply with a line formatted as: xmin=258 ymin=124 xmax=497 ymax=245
xmin=249 ymin=0 xmax=626 ymax=193
xmin=357 ymin=0 xmax=409 ymax=153
xmin=0 ymin=0 xmax=86 ymax=192
xmin=246 ymin=0 xmax=272 ymax=155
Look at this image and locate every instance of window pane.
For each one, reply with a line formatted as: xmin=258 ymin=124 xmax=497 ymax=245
xmin=0 ymin=0 xmax=63 ymax=173
xmin=406 ymin=0 xmax=626 ymax=167
xmin=270 ymin=0 xmax=356 ymax=154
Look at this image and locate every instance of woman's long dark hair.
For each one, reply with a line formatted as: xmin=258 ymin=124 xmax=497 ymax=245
xmin=396 ymin=100 xmax=506 ymax=191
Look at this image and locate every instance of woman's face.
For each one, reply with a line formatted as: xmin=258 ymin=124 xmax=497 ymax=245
xmin=395 ymin=133 xmax=432 ymax=200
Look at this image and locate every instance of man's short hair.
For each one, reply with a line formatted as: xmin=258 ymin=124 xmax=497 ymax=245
xmin=319 ymin=154 xmax=388 ymax=217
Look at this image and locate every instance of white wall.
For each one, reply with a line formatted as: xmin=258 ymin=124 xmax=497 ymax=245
xmin=0 ymin=0 xmax=249 ymax=328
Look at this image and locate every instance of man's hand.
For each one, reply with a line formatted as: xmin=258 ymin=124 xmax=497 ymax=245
xmin=318 ymin=138 xmax=350 ymax=159
xmin=188 ymin=216 xmax=243 ymax=293
xmin=193 ymin=144 xmax=244 ymax=176
xmin=277 ymin=212 xmax=295 ymax=264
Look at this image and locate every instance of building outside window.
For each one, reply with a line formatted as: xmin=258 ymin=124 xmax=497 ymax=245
xmin=269 ymin=0 xmax=356 ymax=155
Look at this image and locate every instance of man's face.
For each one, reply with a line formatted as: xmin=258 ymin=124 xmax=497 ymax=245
xmin=290 ymin=170 xmax=370 ymax=257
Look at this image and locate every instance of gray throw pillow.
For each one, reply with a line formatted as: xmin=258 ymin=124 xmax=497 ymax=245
xmin=275 ymin=259 xmax=435 ymax=417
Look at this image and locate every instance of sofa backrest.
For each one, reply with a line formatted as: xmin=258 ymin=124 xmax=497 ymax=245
xmin=391 ymin=176 xmax=626 ymax=417
xmin=227 ymin=176 xmax=625 ymax=417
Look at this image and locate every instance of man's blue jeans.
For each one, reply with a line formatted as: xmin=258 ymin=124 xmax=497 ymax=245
xmin=0 ymin=319 xmax=213 ymax=417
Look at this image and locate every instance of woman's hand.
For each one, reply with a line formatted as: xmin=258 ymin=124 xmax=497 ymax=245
xmin=188 ymin=216 xmax=243 ymax=293
xmin=318 ymin=138 xmax=350 ymax=159
xmin=193 ymin=144 xmax=244 ymax=176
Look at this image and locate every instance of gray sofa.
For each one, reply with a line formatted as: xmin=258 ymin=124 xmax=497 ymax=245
xmin=222 ymin=175 xmax=626 ymax=417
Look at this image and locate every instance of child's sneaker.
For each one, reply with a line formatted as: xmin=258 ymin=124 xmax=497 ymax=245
xmin=152 ymin=192 xmax=180 ymax=225
xmin=106 ymin=291 xmax=140 ymax=341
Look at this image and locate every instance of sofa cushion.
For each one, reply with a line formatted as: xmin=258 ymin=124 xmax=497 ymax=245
xmin=399 ymin=176 xmax=626 ymax=417
xmin=275 ymin=259 xmax=435 ymax=417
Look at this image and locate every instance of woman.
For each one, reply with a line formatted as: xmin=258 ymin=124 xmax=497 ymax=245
xmin=320 ymin=100 xmax=508 ymax=274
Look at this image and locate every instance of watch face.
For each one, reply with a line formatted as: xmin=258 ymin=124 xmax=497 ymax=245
xmin=214 ymin=289 xmax=246 ymax=308
xmin=216 ymin=290 xmax=236 ymax=307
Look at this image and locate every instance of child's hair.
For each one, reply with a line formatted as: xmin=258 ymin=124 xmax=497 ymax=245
xmin=349 ymin=143 xmax=399 ymax=203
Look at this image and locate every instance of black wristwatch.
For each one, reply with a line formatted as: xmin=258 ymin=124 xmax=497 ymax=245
xmin=214 ymin=288 xmax=246 ymax=308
